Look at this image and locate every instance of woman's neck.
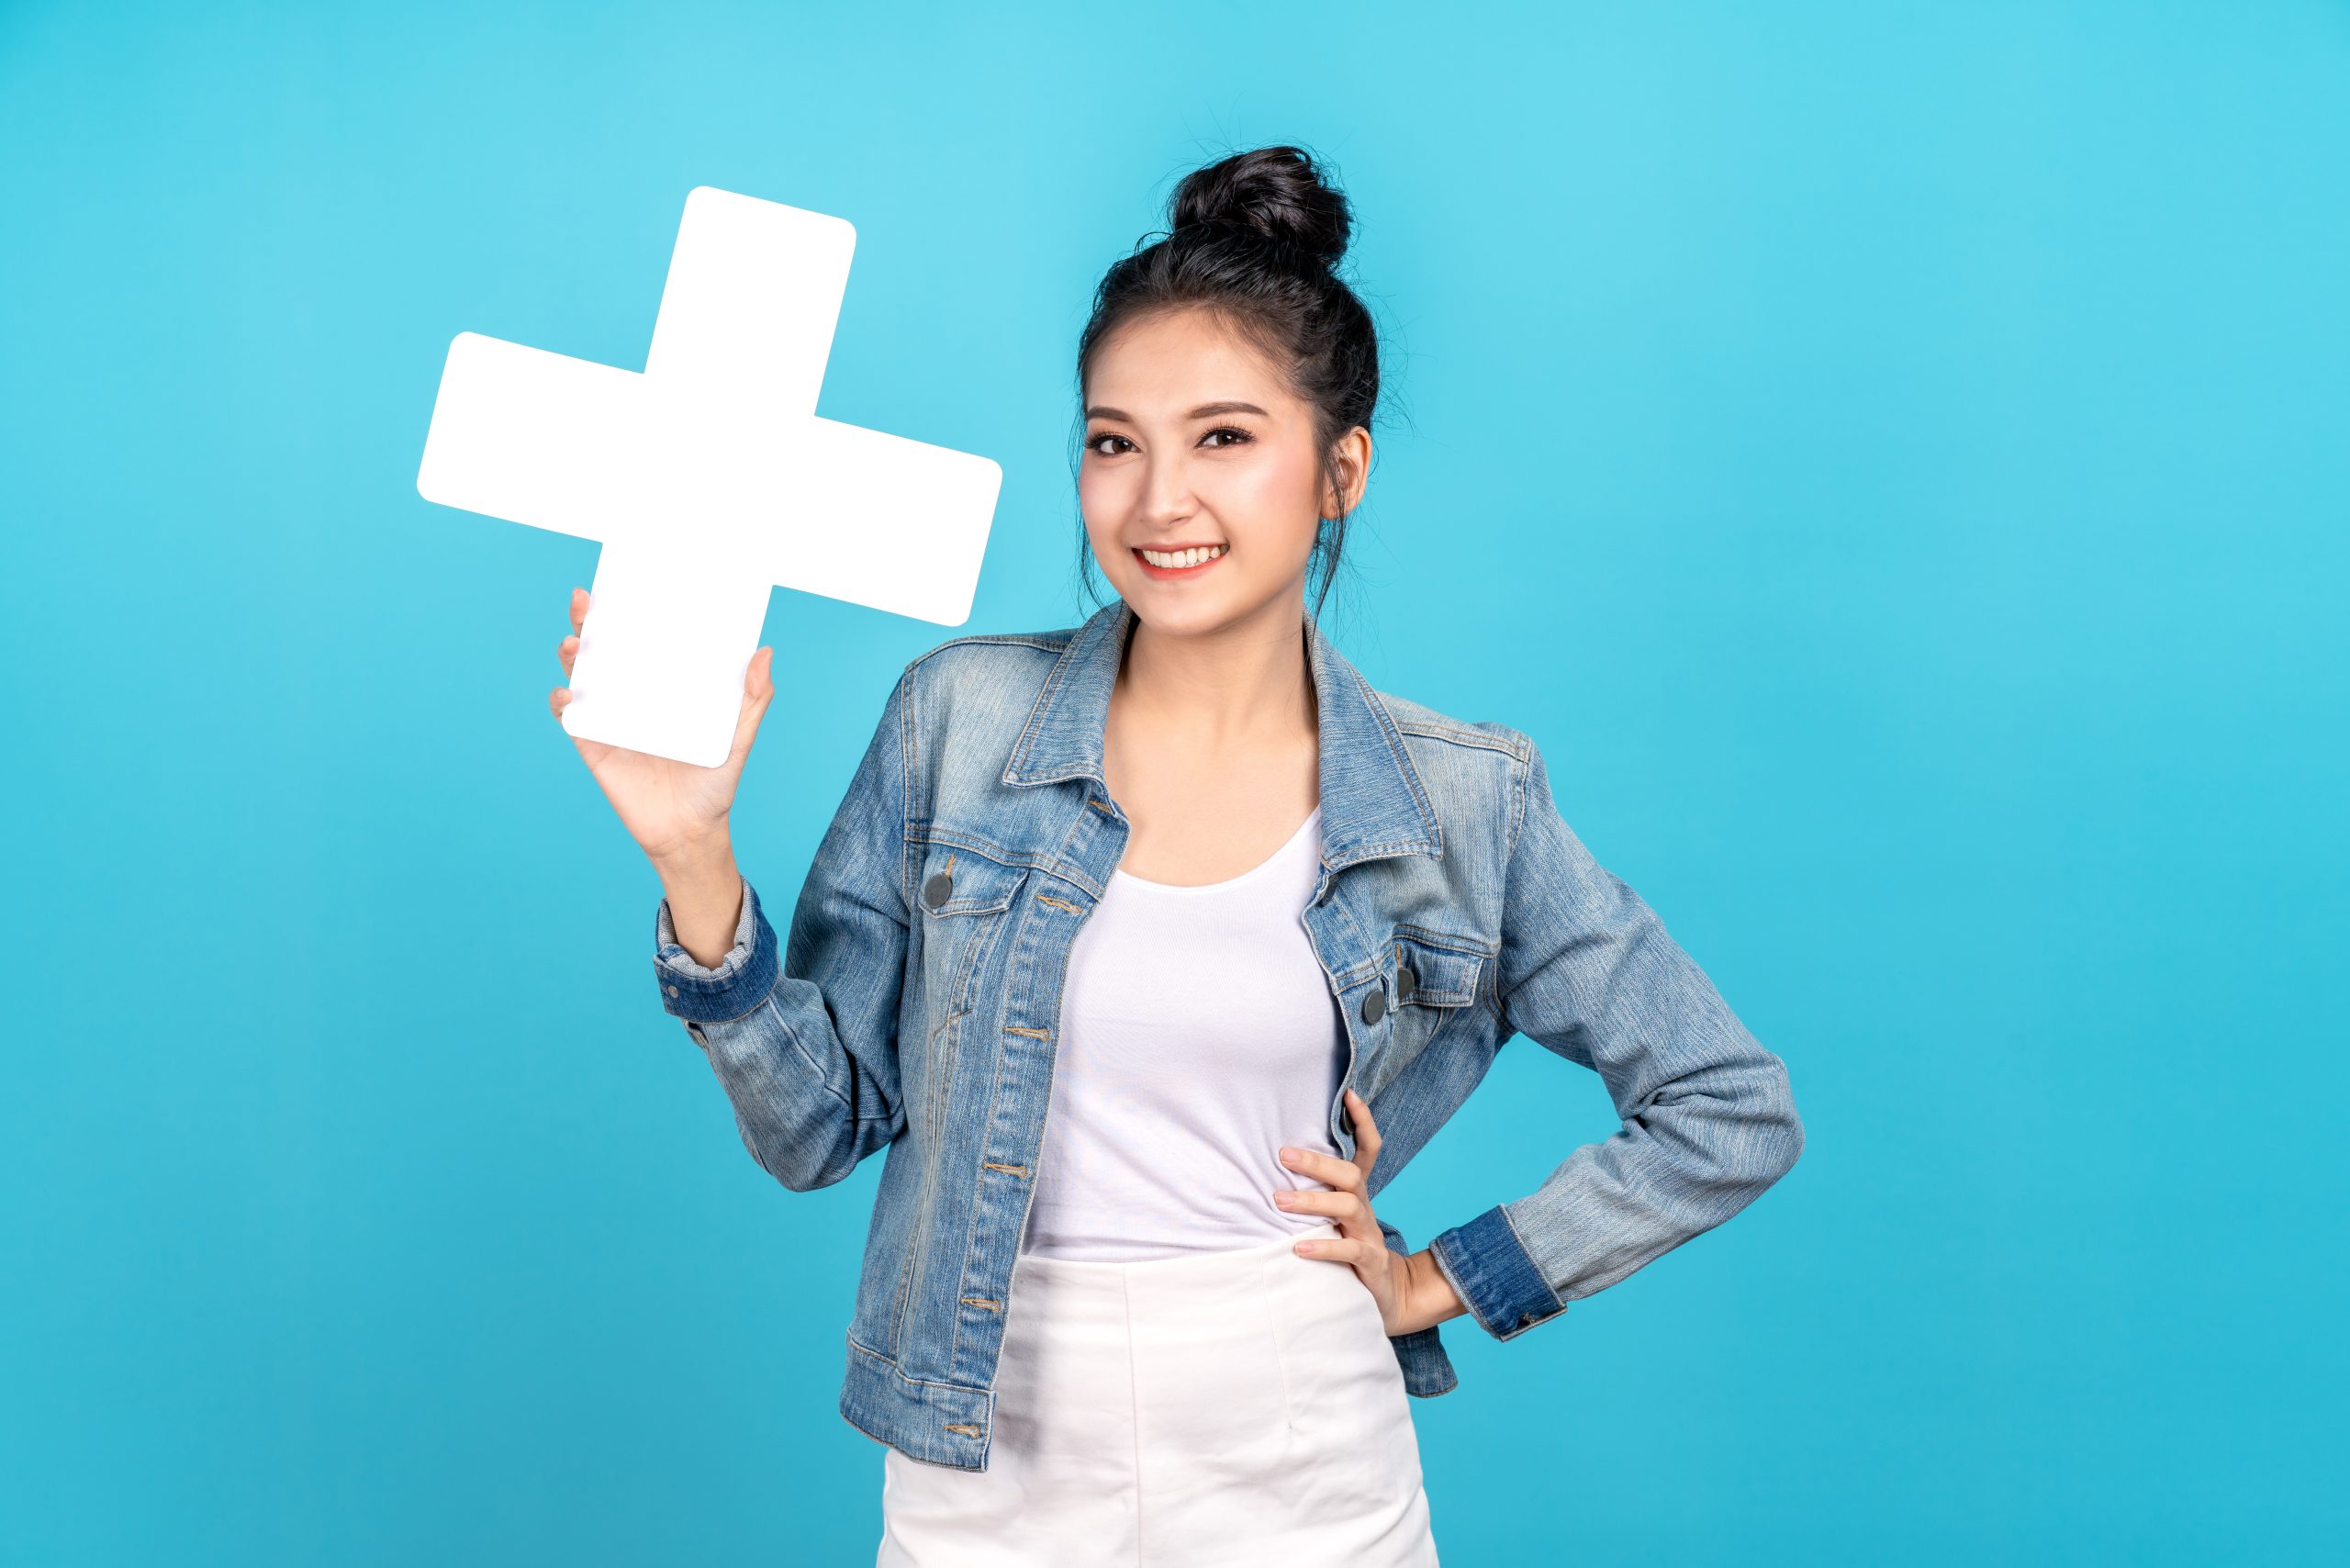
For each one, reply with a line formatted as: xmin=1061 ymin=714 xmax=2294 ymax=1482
xmin=1112 ymin=597 xmax=1317 ymax=753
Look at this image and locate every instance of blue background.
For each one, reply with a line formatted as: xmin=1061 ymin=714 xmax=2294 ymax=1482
xmin=4 ymin=3 xmax=2344 ymax=1562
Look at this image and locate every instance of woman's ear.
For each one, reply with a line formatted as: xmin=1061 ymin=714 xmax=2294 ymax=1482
xmin=1325 ymin=426 xmax=1372 ymax=517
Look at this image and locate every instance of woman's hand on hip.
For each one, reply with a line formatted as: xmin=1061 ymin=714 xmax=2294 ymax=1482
xmin=1274 ymin=1089 xmax=1465 ymax=1338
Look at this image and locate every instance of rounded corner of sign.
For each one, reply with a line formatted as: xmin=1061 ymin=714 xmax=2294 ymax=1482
xmin=812 ymin=208 xmax=857 ymax=253
xmin=961 ymin=457 xmax=1004 ymax=510
xmin=442 ymin=330 xmax=492 ymax=375
xmin=413 ymin=444 xmax=452 ymax=503
xmin=665 ymin=727 xmax=733 ymax=769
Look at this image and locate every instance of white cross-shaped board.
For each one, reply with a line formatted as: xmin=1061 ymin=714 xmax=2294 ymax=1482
xmin=416 ymin=185 xmax=1002 ymax=767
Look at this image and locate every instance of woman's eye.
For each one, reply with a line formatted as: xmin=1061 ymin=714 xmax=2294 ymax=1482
xmin=1085 ymin=427 xmax=1252 ymax=456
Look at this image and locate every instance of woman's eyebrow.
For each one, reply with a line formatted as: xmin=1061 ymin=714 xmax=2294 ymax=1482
xmin=1083 ymin=401 xmax=1269 ymax=421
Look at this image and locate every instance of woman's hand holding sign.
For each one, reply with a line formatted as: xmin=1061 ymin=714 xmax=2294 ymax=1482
xmin=551 ymin=585 xmax=776 ymax=964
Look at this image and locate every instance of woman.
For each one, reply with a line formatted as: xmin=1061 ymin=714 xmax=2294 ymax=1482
xmin=552 ymin=146 xmax=1804 ymax=1566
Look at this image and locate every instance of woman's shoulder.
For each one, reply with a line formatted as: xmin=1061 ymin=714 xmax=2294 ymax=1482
xmin=881 ymin=620 xmax=1082 ymax=746
xmin=902 ymin=624 xmax=1080 ymax=671
xmin=896 ymin=621 xmax=1079 ymax=692
xmin=1364 ymin=684 xmax=1535 ymax=767
xmin=1365 ymin=686 xmax=1532 ymax=841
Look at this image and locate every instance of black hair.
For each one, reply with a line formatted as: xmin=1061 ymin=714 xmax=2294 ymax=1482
xmin=1069 ymin=144 xmax=1386 ymax=624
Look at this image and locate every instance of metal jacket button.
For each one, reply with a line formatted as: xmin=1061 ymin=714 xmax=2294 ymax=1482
xmin=1397 ymin=965 xmax=1416 ymax=1002
xmin=1360 ymin=983 xmax=1387 ymax=1025
xmin=923 ymin=869 xmax=953 ymax=909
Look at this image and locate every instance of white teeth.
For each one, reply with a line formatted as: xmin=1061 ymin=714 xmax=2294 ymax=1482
xmin=1140 ymin=544 xmax=1227 ymax=568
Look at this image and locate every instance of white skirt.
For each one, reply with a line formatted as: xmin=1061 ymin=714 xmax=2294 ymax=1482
xmin=875 ymin=1218 xmax=1440 ymax=1567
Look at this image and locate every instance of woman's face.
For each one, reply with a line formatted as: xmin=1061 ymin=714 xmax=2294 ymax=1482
xmin=1079 ymin=307 xmax=1366 ymax=637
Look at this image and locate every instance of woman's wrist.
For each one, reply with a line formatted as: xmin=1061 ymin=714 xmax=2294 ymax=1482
xmin=1396 ymin=1247 xmax=1467 ymax=1337
xmin=650 ymin=822 xmax=735 ymax=884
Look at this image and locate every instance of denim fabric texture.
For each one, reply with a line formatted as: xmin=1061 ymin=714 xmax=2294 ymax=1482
xmin=653 ymin=597 xmax=1805 ymax=1473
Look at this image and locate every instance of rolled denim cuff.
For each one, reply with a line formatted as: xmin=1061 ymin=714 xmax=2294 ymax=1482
xmin=1388 ymin=1322 xmax=1460 ymax=1398
xmin=1429 ymin=1203 xmax=1569 ymax=1343
xmin=654 ymin=875 xmax=778 ymax=1024
xmin=1378 ymin=1218 xmax=1460 ymax=1397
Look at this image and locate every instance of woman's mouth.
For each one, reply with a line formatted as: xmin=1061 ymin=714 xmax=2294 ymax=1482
xmin=1133 ymin=543 xmax=1228 ymax=580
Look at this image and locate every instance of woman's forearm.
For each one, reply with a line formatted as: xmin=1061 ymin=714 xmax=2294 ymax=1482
xmin=654 ymin=834 xmax=745 ymax=967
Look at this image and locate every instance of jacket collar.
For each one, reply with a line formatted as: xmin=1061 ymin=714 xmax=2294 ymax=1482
xmin=1001 ymin=598 xmax=1443 ymax=874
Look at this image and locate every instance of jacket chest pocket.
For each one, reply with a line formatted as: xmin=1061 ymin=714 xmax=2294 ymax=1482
xmin=913 ymin=844 xmax=1029 ymax=1029
xmin=1360 ymin=930 xmax=1489 ymax=1103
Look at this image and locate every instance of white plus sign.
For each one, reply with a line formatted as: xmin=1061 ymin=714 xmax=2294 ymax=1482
xmin=417 ymin=185 xmax=1002 ymax=767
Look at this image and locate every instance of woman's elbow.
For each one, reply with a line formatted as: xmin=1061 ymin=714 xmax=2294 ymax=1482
xmin=1751 ymin=1061 xmax=1805 ymax=1185
xmin=746 ymin=1110 xmax=900 ymax=1193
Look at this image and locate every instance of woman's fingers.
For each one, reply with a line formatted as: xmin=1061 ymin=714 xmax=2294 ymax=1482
xmin=561 ymin=588 xmax=588 ymax=674
xmin=1275 ymin=1141 xmax=1389 ymax=1278
xmin=554 ymin=588 xmax=588 ymax=707
xmin=1344 ymin=1088 xmax=1382 ymax=1170
xmin=1273 ymin=1146 xmax=1374 ymax=1225
xmin=1279 ymin=1189 xmax=1369 ymax=1225
xmin=1293 ymin=1234 xmax=1381 ymax=1264
xmin=1278 ymin=1145 xmax=1361 ymax=1192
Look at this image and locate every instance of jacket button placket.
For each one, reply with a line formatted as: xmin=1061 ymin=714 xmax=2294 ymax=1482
xmin=1300 ymin=888 xmax=1380 ymax=1160
xmin=957 ymin=790 xmax=1125 ymax=1390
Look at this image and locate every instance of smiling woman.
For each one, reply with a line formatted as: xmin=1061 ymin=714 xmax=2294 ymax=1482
xmin=872 ymin=146 xmax=1449 ymax=1564
xmin=1069 ymin=146 xmax=1380 ymax=640
xmin=574 ymin=141 xmax=1801 ymax=1568
xmin=1075 ymin=303 xmax=1360 ymax=631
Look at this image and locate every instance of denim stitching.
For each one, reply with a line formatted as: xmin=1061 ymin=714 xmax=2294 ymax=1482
xmin=1494 ymin=1202 xmax=1567 ymax=1338
xmin=1391 ymin=718 xmax=1531 ymax=760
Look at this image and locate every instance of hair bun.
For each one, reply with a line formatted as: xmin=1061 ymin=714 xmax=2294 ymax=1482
xmin=1169 ymin=145 xmax=1352 ymax=271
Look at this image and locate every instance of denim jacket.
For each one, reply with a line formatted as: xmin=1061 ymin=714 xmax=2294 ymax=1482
xmin=652 ymin=597 xmax=1804 ymax=1473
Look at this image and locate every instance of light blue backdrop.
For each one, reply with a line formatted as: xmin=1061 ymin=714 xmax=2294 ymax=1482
xmin=4 ymin=3 xmax=2343 ymax=1562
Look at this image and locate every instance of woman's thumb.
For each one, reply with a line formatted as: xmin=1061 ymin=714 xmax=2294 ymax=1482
xmin=727 ymin=646 xmax=775 ymax=760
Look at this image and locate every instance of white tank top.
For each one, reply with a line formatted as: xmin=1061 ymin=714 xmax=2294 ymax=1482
xmin=1019 ymin=806 xmax=1351 ymax=1260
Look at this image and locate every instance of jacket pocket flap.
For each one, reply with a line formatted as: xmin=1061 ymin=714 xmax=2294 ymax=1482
xmin=915 ymin=844 xmax=1026 ymax=917
xmin=1393 ymin=932 xmax=1486 ymax=1009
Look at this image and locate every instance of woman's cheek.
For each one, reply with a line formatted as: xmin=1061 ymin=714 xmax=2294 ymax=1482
xmin=1210 ymin=463 xmax=1320 ymax=558
xmin=1077 ymin=473 xmax=1131 ymax=552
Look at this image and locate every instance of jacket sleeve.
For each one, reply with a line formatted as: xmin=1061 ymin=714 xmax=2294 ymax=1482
xmin=1379 ymin=1215 xmax=1461 ymax=1398
xmin=651 ymin=669 xmax=913 ymax=1192
xmin=1426 ymin=734 xmax=1805 ymax=1341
